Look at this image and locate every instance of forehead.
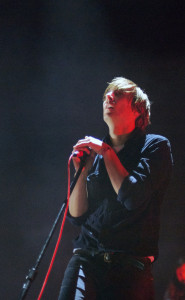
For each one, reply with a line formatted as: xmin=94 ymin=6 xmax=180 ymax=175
xmin=105 ymin=91 xmax=124 ymax=97
xmin=105 ymin=90 xmax=128 ymax=100
xmin=106 ymin=91 xmax=114 ymax=97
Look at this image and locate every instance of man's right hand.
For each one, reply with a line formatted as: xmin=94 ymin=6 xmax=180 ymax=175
xmin=72 ymin=145 xmax=96 ymax=176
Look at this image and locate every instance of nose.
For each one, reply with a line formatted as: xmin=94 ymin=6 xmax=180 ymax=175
xmin=106 ymin=95 xmax=116 ymax=104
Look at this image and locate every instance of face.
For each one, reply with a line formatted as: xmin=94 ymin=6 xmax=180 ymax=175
xmin=103 ymin=91 xmax=139 ymax=130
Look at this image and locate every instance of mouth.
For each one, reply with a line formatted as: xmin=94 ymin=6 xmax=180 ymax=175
xmin=103 ymin=104 xmax=114 ymax=115
xmin=107 ymin=105 xmax=114 ymax=110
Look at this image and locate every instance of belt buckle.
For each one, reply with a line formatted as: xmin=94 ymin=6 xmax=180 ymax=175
xmin=104 ymin=253 xmax=112 ymax=263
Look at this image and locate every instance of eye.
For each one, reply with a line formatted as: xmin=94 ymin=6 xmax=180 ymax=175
xmin=107 ymin=96 xmax=116 ymax=103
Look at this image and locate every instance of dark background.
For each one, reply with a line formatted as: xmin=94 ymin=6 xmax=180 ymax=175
xmin=1 ymin=1 xmax=185 ymax=299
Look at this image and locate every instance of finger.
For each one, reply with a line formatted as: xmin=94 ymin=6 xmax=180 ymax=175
xmin=77 ymin=136 xmax=90 ymax=143
xmin=73 ymin=147 xmax=91 ymax=155
xmin=74 ymin=136 xmax=91 ymax=147
xmin=72 ymin=156 xmax=81 ymax=162
xmin=74 ymin=140 xmax=88 ymax=148
xmin=73 ymin=143 xmax=90 ymax=151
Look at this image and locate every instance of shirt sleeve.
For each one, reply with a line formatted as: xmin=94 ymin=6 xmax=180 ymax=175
xmin=67 ymin=210 xmax=89 ymax=226
xmin=117 ymin=137 xmax=173 ymax=211
xmin=66 ymin=156 xmax=100 ymax=226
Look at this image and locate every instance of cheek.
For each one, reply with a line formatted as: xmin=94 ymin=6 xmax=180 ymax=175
xmin=119 ymin=104 xmax=136 ymax=118
xmin=118 ymin=100 xmax=132 ymax=111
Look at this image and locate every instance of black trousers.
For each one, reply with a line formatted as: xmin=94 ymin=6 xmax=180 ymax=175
xmin=58 ymin=252 xmax=155 ymax=300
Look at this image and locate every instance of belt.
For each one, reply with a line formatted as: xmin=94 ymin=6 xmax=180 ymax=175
xmin=73 ymin=248 xmax=152 ymax=270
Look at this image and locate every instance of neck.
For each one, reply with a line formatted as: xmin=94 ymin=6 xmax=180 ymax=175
xmin=109 ymin=125 xmax=135 ymax=146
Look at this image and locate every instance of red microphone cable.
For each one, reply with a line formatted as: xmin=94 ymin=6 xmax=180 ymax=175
xmin=37 ymin=153 xmax=74 ymax=300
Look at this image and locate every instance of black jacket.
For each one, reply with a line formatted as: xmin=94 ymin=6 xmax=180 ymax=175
xmin=68 ymin=130 xmax=173 ymax=259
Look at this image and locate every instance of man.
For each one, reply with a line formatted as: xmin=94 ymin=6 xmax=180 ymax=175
xmin=58 ymin=77 xmax=173 ymax=299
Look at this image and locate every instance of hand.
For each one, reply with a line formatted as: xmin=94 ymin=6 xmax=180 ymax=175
xmin=73 ymin=136 xmax=103 ymax=154
xmin=72 ymin=137 xmax=99 ymax=174
xmin=71 ymin=146 xmax=91 ymax=173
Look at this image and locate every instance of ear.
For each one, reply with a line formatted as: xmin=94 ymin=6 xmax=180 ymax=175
xmin=135 ymin=115 xmax=144 ymax=129
xmin=134 ymin=109 xmax=140 ymax=118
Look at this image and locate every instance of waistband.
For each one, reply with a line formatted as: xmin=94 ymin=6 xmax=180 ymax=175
xmin=73 ymin=248 xmax=153 ymax=270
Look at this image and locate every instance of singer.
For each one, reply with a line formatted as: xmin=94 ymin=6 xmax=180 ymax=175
xmin=58 ymin=77 xmax=173 ymax=300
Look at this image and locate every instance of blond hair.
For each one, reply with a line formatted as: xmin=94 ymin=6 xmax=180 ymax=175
xmin=103 ymin=77 xmax=151 ymax=131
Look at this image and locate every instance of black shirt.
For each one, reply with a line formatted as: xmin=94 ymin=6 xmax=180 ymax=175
xmin=68 ymin=130 xmax=173 ymax=259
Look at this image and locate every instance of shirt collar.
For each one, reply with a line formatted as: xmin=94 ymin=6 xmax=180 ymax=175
xmin=103 ymin=128 xmax=145 ymax=149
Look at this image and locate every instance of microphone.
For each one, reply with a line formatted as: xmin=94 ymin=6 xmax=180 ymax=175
xmin=72 ymin=150 xmax=90 ymax=160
